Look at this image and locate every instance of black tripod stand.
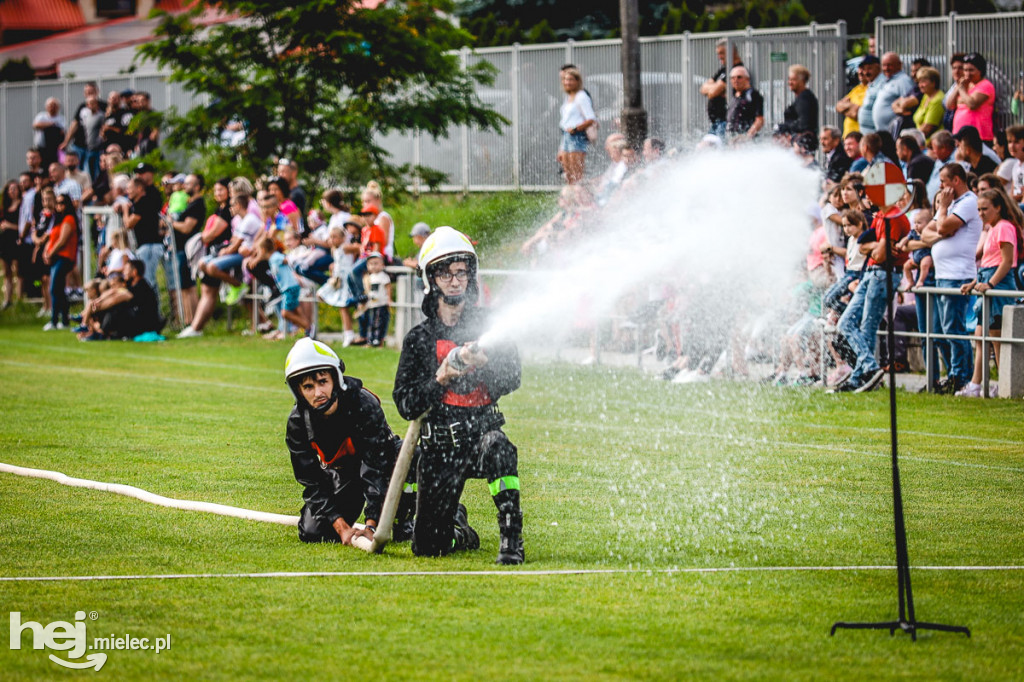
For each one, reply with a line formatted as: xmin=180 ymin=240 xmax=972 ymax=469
xmin=831 ymin=205 xmax=970 ymax=642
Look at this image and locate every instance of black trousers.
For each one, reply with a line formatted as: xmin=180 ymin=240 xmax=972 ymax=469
xmin=411 ymin=423 xmax=519 ymax=557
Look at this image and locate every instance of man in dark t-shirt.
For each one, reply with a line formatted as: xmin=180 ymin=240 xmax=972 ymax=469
xmin=168 ymin=174 xmax=206 ymax=319
xmin=700 ymin=40 xmax=742 ymax=137
xmin=118 ymin=170 xmax=165 ymax=294
xmin=92 ymin=259 xmax=162 ymax=339
xmin=726 ymin=66 xmax=764 ymax=141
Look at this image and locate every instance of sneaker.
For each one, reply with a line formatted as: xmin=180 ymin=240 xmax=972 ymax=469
xmin=988 ymin=384 xmax=999 ymax=398
xmin=854 ymin=368 xmax=886 ymax=393
xmin=71 ymin=324 xmax=88 ymax=333
xmin=42 ymin=322 xmax=65 ymax=331
xmin=452 ymin=504 xmax=480 ymax=551
xmin=827 ymin=381 xmax=861 ymax=394
xmin=223 ymin=284 xmax=248 ymax=306
xmin=791 ymin=374 xmax=820 ymax=386
xmin=580 ymin=355 xmax=596 ymax=366
xmin=36 ymin=308 xmax=51 ymax=318
xmin=954 ymin=382 xmax=982 ymax=397
xmin=341 ymin=330 xmax=355 ymax=347
xmin=935 ymin=378 xmax=964 ymax=395
xmin=176 ymin=326 xmax=203 ymax=339
xmin=827 ymin=364 xmax=852 ymax=387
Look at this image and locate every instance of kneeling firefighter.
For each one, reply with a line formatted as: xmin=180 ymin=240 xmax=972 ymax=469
xmin=393 ymin=226 xmax=525 ymax=564
xmin=284 ymin=338 xmax=415 ymax=544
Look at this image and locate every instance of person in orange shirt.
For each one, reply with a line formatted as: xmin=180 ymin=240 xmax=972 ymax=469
xmin=42 ymin=193 xmax=79 ymax=330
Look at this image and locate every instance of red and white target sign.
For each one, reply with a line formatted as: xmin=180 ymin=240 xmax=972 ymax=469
xmin=863 ymin=162 xmax=910 ymax=210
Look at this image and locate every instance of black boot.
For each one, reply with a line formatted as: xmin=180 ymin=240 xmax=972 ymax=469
xmin=496 ymin=510 xmax=524 ymax=565
xmin=452 ymin=504 xmax=480 ymax=551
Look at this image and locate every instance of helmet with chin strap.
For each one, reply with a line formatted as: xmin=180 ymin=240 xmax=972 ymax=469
xmin=284 ymin=338 xmax=346 ymax=413
xmin=417 ymin=226 xmax=477 ymax=295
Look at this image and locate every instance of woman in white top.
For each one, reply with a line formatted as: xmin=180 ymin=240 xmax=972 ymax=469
xmin=558 ymin=67 xmax=597 ymax=184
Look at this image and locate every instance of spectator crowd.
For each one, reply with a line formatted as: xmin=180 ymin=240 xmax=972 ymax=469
xmin=2 ymin=50 xmax=1023 ymax=398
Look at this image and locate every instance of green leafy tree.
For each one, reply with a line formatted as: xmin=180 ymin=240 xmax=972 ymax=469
xmin=136 ymin=0 xmax=506 ymax=179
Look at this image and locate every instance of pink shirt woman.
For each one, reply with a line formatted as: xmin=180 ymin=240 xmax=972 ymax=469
xmin=950 ymin=53 xmax=995 ymax=142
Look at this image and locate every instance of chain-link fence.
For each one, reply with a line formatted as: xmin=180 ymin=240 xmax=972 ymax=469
xmin=5 ymin=12 xmax=1024 ymax=189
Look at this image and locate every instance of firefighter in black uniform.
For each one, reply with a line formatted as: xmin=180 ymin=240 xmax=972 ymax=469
xmin=284 ymin=337 xmax=405 ymax=545
xmin=393 ymin=226 xmax=525 ymax=564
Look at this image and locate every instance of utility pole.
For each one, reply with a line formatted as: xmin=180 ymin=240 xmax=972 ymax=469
xmin=620 ymin=0 xmax=647 ymax=149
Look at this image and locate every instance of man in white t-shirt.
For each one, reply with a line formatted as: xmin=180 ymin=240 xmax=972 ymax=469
xmin=916 ymin=163 xmax=981 ymax=392
xmin=33 ymin=98 xmax=66 ymax=167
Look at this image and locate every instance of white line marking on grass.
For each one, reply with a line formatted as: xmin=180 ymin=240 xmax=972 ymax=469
xmin=0 ymin=359 xmax=278 ymax=394
xmin=2 ymin=566 xmax=1022 ymax=583
xmin=0 ymin=462 xmax=299 ymax=526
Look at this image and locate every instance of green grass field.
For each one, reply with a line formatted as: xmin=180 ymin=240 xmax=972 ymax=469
xmin=1 ymin=318 xmax=1022 ymax=680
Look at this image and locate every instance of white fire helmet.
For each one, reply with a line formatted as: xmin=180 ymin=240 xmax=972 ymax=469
xmin=417 ymin=225 xmax=477 ymax=294
xmin=284 ymin=338 xmax=345 ymax=402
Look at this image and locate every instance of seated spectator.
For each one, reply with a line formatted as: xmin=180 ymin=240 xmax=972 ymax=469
xmin=954 ymin=125 xmax=997 ymax=177
xmin=83 ymin=259 xmax=162 ymax=340
xmin=266 ymin=176 xmax=302 ymax=234
xmin=820 ymin=126 xmax=851 ymax=186
xmin=955 ymin=189 xmax=1024 ymax=397
xmin=317 ymin=221 xmax=363 ymax=347
xmin=910 ymin=66 xmax=945 ymax=144
xmin=950 ymin=52 xmax=995 ymax=144
xmin=844 ymin=132 xmax=867 ymax=172
xmin=296 ymin=189 xmax=346 ymax=284
xmin=592 ymin=134 xmax=628 ymax=205
xmin=97 ymin=228 xmax=134 ymax=277
xmin=251 ymin=236 xmax=310 ymax=340
xmin=896 ymin=134 xmax=935 ymax=185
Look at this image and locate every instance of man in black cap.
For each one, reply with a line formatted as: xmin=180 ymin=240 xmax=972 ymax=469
xmin=953 ymin=125 xmax=997 ymax=177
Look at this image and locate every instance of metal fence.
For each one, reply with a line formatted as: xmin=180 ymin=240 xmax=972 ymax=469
xmin=4 ymin=12 xmax=1024 ymax=189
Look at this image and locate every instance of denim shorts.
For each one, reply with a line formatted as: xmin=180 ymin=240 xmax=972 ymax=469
xmin=560 ymin=129 xmax=589 ymax=153
xmin=281 ymin=285 xmax=301 ymax=312
xmin=972 ymin=265 xmax=1016 ymax=329
xmin=206 ymin=252 xmax=244 ymax=279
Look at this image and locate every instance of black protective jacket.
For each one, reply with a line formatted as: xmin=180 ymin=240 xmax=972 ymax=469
xmin=285 ymin=375 xmax=399 ymax=526
xmin=393 ymin=308 xmax=520 ymax=427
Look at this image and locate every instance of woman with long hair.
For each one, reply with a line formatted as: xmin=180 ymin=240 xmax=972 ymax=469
xmin=360 ymin=181 xmax=394 ymax=258
xmin=0 ymin=180 xmax=22 ymax=308
xmin=42 ymin=193 xmax=79 ymax=329
xmin=557 ymin=66 xmax=596 ymax=184
xmin=955 ymin=188 xmax=1023 ymax=397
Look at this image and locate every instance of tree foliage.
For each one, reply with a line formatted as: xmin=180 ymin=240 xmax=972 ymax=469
xmin=136 ymin=0 xmax=507 ymax=178
xmin=457 ymin=0 xmax=1000 ymax=46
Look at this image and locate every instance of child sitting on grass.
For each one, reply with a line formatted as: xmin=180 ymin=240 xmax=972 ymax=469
xmin=252 ymin=236 xmax=310 ymax=340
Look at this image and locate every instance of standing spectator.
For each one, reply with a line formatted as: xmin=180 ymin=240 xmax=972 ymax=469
xmin=856 ymin=55 xmax=884 ymax=134
xmin=32 ymin=98 xmax=65 ymax=168
xmin=942 ymin=53 xmax=966 ymax=133
xmin=954 ymin=126 xmax=997 ymax=177
xmin=117 ymin=167 xmax=164 ymax=294
xmin=1006 ymin=125 xmax=1024 ymax=207
xmin=779 ymin=65 xmax=818 ymax=147
xmin=950 ymin=53 xmax=995 ymax=144
xmin=557 ymin=66 xmax=596 ymax=185
xmin=49 ymin=162 xmax=82 ymax=209
xmin=701 ymin=39 xmax=741 ymax=138
xmin=1 ymin=181 xmax=22 ymax=309
xmin=17 ymin=171 xmax=38 ymax=303
xmin=168 ymin=173 xmax=206 ymax=324
xmin=837 ymin=59 xmax=874 ymax=137
xmin=42 ymin=194 xmax=79 ymax=330
xmin=889 ymin=58 xmax=931 ymax=133
xmin=61 ymin=84 xmax=104 ymax=182
xmin=726 ymin=66 xmax=764 ymax=142
xmin=361 ymin=181 xmax=395 ymax=259
xmin=832 ymin=204 xmax=911 ymax=393
xmin=362 ymin=252 xmax=391 ymax=347
xmin=820 ymin=126 xmax=851 ymax=186
xmin=100 ymin=90 xmax=135 ymax=154
xmin=859 ymin=133 xmax=891 ymax=167
xmin=896 ymin=135 xmax=935 ymax=185
xmin=955 ymin=189 xmax=1023 ymax=397
xmin=276 ymin=157 xmax=307 ymax=231
xmin=132 ymin=92 xmax=160 ymax=157
xmin=925 ymin=131 xmax=958 ymax=202
xmin=911 ymin=66 xmax=945 ymax=144
xmin=872 ymin=53 xmax=916 ymax=136
xmin=916 ymin=163 xmax=983 ymax=393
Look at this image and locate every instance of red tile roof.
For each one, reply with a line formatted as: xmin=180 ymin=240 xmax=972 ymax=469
xmin=0 ymin=0 xmax=85 ymax=32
